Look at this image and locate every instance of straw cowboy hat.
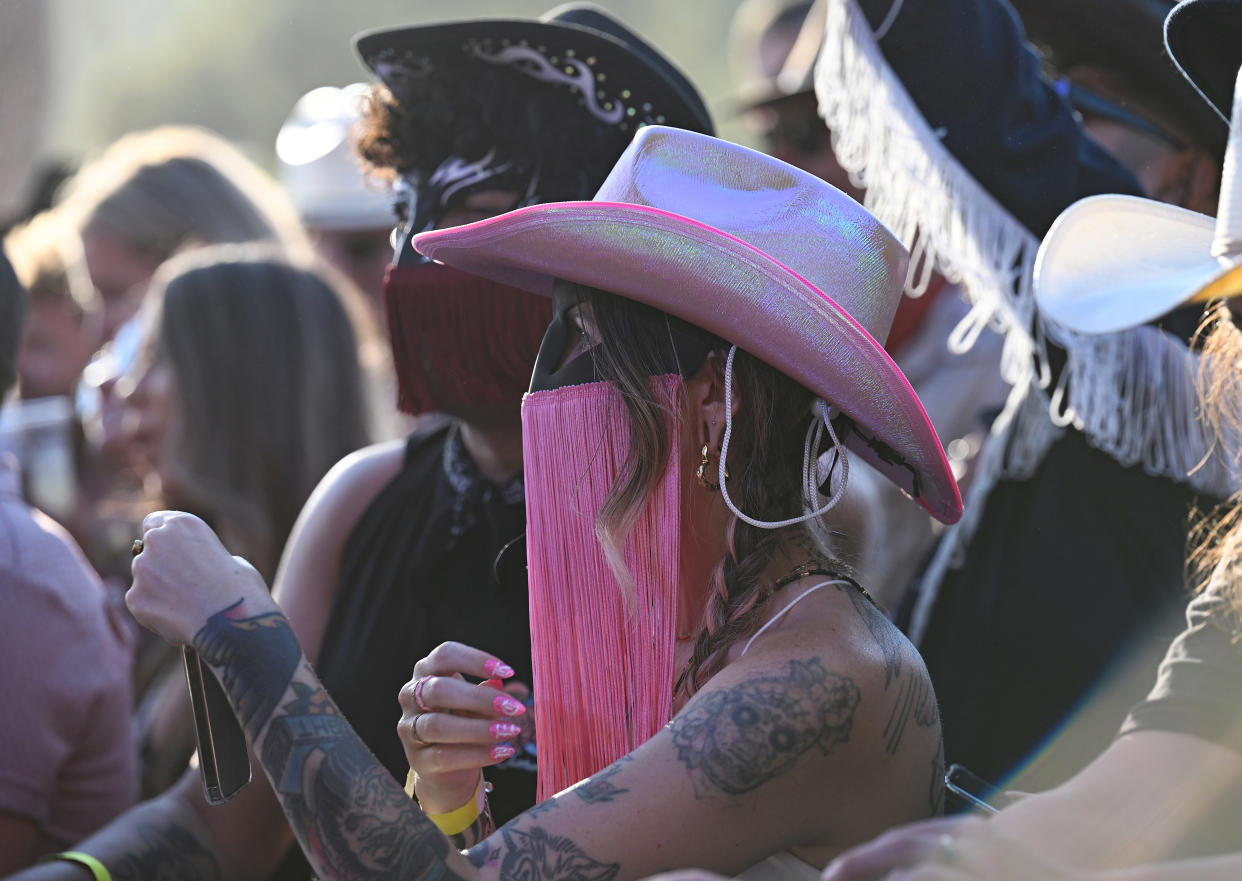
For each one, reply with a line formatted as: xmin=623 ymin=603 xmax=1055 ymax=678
xmin=414 ymin=125 xmax=962 ymax=525
xmin=1035 ymin=1 xmax=1242 ymax=335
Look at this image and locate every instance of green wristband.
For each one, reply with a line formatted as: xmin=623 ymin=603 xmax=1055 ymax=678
xmin=44 ymin=852 xmax=111 ymax=881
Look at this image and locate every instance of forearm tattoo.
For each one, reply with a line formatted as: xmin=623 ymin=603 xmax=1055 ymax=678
xmin=262 ymin=666 xmax=466 ymax=881
xmin=194 ymin=598 xmax=467 ymax=881
xmin=670 ymin=658 xmax=860 ymax=796
xmin=110 ymin=822 xmax=222 ymax=881
xmin=490 ymin=827 xmax=619 ymax=881
xmin=449 ymin=799 xmax=495 ymax=851
xmin=192 ymin=598 xmax=301 ymax=731
xmin=574 ymin=756 xmax=631 ymax=805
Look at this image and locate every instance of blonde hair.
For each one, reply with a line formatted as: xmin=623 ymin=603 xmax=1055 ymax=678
xmin=59 ymin=126 xmax=310 ymax=263
xmin=146 ymin=244 xmax=371 ymax=578
xmin=1190 ymin=304 xmax=1242 ymax=616
xmin=3 ymin=208 xmax=97 ymax=315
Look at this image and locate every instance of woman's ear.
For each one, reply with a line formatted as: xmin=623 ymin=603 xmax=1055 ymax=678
xmin=686 ymin=350 xmax=738 ymax=450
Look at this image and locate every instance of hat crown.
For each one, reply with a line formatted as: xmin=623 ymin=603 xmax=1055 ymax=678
xmin=594 ymin=126 xmax=907 ymax=342
xmin=1212 ymin=66 xmax=1242 ymax=259
xmin=275 ymin=84 xmax=392 ymax=229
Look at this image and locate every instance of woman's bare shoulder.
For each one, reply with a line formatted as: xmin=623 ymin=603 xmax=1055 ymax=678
xmin=313 ymin=438 xmax=409 ymax=504
xmin=733 ymin=579 xmax=944 ymax=814
xmin=743 ymin=578 xmax=919 ymax=681
xmin=271 ymin=439 xmax=407 ymax=655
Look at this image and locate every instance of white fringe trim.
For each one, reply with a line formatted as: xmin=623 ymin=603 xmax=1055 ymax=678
xmin=815 ymin=0 xmax=1240 ymax=643
xmin=1047 ymin=321 xmax=1239 ymax=497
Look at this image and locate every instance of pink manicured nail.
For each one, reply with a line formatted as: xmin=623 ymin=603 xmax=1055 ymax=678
xmin=491 ymin=745 xmax=515 ymax=760
xmin=490 ymin=722 xmax=522 ymax=740
xmin=483 ymin=678 xmax=504 ymax=691
xmin=484 ymin=659 xmax=515 ymax=678
xmin=493 ymin=695 xmax=526 ymax=717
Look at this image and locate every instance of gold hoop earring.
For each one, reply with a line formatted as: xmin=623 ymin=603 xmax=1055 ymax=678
xmin=696 ymin=443 xmax=728 ymax=491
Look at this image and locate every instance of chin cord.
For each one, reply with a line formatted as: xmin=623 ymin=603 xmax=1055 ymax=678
xmin=718 ymin=345 xmax=850 ymax=530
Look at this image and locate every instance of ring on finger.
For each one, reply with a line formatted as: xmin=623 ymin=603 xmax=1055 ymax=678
xmin=408 ymin=712 xmax=432 ymax=747
xmin=413 ymin=675 xmax=433 ymax=713
xmin=935 ymin=833 xmax=959 ymax=865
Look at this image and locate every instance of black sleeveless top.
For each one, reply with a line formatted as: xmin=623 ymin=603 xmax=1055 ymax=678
xmin=272 ymin=424 xmax=535 ymax=880
xmin=912 ymin=430 xmax=1209 ymax=793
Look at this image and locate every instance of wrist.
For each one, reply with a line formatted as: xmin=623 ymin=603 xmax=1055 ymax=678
xmin=411 ymin=770 xmax=484 ymax=815
xmin=40 ymin=852 xmax=111 ymax=881
xmin=419 ymin=773 xmax=491 ymax=837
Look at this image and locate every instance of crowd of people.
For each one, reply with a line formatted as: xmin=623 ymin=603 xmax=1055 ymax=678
xmin=1 ymin=0 xmax=1240 ymax=880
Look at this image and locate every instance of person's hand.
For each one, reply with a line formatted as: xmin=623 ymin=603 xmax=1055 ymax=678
xmin=126 ymin=510 xmax=272 ymax=646
xmin=397 ymin=641 xmax=529 ymax=813
xmin=822 ymin=815 xmax=1089 ymax=881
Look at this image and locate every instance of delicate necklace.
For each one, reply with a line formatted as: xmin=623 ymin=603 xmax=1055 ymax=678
xmin=773 ymin=561 xmax=878 ymax=609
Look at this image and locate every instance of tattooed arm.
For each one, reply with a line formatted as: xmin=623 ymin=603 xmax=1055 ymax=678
xmin=126 ymin=513 xmax=940 ymax=881
xmin=127 ymin=512 xmax=477 ymax=881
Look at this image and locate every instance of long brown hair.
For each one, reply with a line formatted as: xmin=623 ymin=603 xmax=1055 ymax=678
xmin=145 ymin=245 xmax=371 ymax=578
xmin=580 ymin=285 xmax=853 ymax=695
xmin=60 ymin=126 xmax=310 ymax=263
xmin=1189 ymin=303 xmax=1242 ymax=616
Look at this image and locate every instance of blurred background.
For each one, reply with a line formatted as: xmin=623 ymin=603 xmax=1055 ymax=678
xmin=1 ymin=0 xmax=752 ymax=224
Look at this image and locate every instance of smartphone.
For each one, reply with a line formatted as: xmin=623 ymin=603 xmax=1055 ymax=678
xmin=183 ymin=647 xmax=252 ymax=804
xmin=944 ymin=763 xmax=1014 ymax=815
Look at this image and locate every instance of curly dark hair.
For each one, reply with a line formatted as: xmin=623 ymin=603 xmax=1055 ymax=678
xmin=357 ymin=59 xmax=632 ymax=202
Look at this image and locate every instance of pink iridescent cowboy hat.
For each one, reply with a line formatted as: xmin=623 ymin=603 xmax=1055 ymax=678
xmin=414 ymin=125 xmax=962 ymax=524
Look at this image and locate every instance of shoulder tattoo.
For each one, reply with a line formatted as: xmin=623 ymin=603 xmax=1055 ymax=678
xmin=670 ymin=658 xmax=860 ymax=797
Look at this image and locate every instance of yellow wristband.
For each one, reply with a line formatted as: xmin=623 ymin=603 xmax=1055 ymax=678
xmin=424 ymin=775 xmax=485 ymax=837
xmin=43 ymin=852 xmax=111 ymax=881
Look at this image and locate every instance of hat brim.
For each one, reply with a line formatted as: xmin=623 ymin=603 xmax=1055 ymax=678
xmin=1164 ymin=0 xmax=1242 ymax=124
xmin=415 ymin=202 xmax=962 ymax=525
xmin=1035 ymin=194 xmax=1222 ymax=334
xmin=1193 ymin=261 xmax=1242 ymax=303
xmin=354 ymin=18 xmax=713 ymax=135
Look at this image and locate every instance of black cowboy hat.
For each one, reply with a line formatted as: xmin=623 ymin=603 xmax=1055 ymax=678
xmin=1164 ymin=0 xmax=1242 ymax=123
xmin=1009 ymin=0 xmax=1227 ymax=159
xmin=354 ymin=3 xmax=714 ymax=138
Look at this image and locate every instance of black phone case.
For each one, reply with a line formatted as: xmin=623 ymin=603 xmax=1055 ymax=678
xmin=183 ymin=646 xmax=252 ymax=804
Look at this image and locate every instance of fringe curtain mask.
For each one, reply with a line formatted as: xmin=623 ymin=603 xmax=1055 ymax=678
xmin=522 ymin=375 xmax=699 ymax=801
xmin=383 ymin=260 xmax=550 ymax=416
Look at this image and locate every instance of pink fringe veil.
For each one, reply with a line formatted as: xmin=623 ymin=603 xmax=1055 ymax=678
xmin=521 ymin=375 xmax=686 ymax=801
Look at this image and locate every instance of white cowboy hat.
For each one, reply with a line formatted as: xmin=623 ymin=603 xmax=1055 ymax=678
xmin=275 ymin=84 xmax=394 ymax=231
xmin=1034 ymin=65 xmax=1242 ymax=335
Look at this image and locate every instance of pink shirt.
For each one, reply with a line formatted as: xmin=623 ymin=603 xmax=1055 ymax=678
xmin=0 ymin=456 xmax=137 ymax=844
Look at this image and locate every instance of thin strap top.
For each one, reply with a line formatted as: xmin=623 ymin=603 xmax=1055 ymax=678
xmin=740 ymin=580 xmax=850 ymax=656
